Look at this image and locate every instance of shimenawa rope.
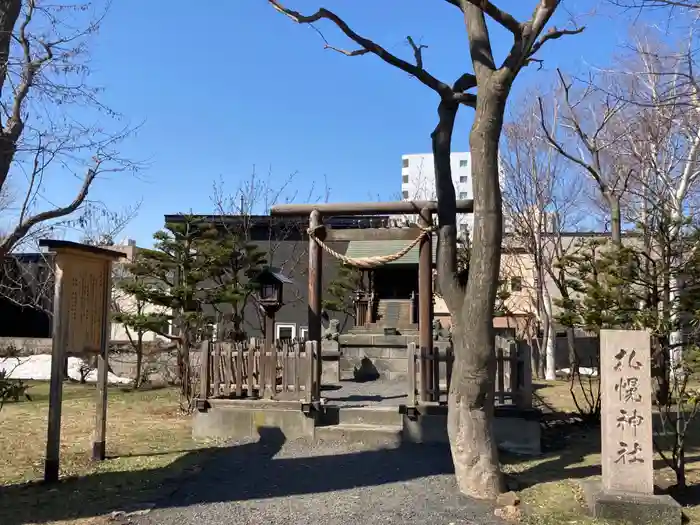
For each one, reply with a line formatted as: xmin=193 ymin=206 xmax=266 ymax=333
xmin=306 ymin=224 xmax=435 ymax=269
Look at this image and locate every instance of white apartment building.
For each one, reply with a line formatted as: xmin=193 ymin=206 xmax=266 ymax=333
xmin=400 ymin=152 xmax=474 ymax=236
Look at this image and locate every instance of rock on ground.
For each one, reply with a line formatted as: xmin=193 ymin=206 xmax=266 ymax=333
xmin=128 ymin=437 xmax=507 ymax=525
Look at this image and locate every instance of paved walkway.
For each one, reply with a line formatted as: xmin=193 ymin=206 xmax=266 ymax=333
xmin=128 ymin=432 xmax=505 ymax=525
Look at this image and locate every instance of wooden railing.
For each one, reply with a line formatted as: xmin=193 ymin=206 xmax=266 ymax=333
xmin=199 ymin=339 xmax=315 ymax=402
xmin=407 ymin=335 xmax=533 ymax=409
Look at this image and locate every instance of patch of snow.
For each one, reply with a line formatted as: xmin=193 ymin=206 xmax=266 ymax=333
xmin=557 ymin=366 xmax=598 ymax=377
xmin=0 ymin=354 xmax=132 ymax=385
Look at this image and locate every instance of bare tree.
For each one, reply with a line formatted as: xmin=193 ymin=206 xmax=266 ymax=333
xmin=539 ymin=70 xmax=636 ymax=244
xmin=0 ymin=202 xmax=137 ymax=318
xmin=0 ymin=0 xmax=138 ymax=260
xmin=613 ymin=34 xmax=700 ymax=373
xmin=210 ymin=167 xmax=329 ymax=337
xmin=501 ymin=97 xmax=586 ymax=380
xmin=610 ymin=0 xmax=700 ymax=9
xmin=77 ymin=203 xmax=141 ymax=247
xmin=268 ymin=0 xmax=581 ymax=498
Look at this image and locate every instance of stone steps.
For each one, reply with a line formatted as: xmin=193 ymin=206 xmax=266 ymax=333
xmin=319 ymin=405 xmax=404 ymax=427
xmin=315 ymin=406 xmax=404 ymax=447
xmin=315 ymin=423 xmax=403 ymax=447
xmin=376 ymin=299 xmax=413 ymax=327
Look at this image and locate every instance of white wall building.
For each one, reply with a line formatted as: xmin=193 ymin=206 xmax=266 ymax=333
xmin=400 ymin=152 xmax=474 ymax=236
xmin=109 ymin=239 xmax=171 ymax=343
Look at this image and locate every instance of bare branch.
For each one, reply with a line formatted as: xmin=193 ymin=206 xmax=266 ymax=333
xmin=268 ymin=0 xmax=452 ymax=96
xmin=527 ymin=25 xmax=586 ymax=62
xmin=445 ymin=0 xmax=522 ymax=35
xmin=406 ymin=36 xmax=428 ymax=70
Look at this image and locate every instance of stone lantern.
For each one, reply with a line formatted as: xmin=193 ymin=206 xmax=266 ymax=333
xmin=253 ymin=267 xmax=293 ymax=347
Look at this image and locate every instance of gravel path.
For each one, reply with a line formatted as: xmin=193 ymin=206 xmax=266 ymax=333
xmin=321 ymin=379 xmax=408 ymax=407
xmin=128 ymin=433 xmax=505 ymax=525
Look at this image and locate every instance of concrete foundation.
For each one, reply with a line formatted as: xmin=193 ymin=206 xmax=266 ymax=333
xmin=338 ymin=332 xmax=451 ymax=382
xmin=192 ymin=399 xmax=316 ymax=441
xmin=194 ymin=399 xmax=541 ymax=456
xmin=581 ymin=480 xmax=682 ymax=525
xmin=402 ymin=405 xmax=541 ymax=456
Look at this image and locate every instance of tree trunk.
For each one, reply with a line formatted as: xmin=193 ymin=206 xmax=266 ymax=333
xmin=606 ymin=192 xmax=622 ymax=246
xmin=542 ymin=287 xmax=556 ymax=380
xmin=566 ymin=326 xmax=577 ymax=375
xmin=447 ymin=85 xmax=506 ymax=499
xmin=677 ymin=446 xmax=686 ymax=490
xmin=530 ymin=336 xmax=541 ymax=380
xmin=179 ymin=334 xmax=191 ymax=399
xmin=538 ymin=314 xmax=548 ymax=379
xmin=0 ymin=0 xmax=22 ymax=197
xmin=134 ymin=334 xmax=143 ymax=389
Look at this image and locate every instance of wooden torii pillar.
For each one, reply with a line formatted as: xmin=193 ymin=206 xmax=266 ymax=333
xmin=38 ymin=240 xmax=126 ymax=483
xmin=270 ymin=200 xmax=474 ymax=400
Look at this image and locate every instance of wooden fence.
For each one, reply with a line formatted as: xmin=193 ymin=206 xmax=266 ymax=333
xmin=407 ymin=335 xmax=532 ymax=409
xmin=199 ymin=339 xmax=314 ymax=402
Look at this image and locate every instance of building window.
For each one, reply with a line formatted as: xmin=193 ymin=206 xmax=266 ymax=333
xmin=299 ymin=326 xmax=309 ymax=341
xmin=402 ymin=174 xmax=409 ymax=184
xmin=459 ymin=159 xmax=468 ymax=168
xmin=459 ymin=192 xmax=468 ymax=199
xmin=402 ymin=190 xmax=409 ymax=199
xmin=510 ymin=277 xmax=523 ymax=292
xmin=460 ymin=175 xmax=468 ymax=183
xmin=275 ymin=323 xmax=296 ymax=341
xmin=403 ymin=158 xmax=409 ymax=168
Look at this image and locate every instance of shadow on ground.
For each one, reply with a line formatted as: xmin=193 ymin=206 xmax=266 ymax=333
xmin=0 ymin=427 xmax=458 ymax=525
xmin=505 ymin=416 xmax=700 ymax=497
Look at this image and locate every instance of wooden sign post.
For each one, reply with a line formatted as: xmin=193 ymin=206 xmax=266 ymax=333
xmin=39 ymin=240 xmax=125 ymax=483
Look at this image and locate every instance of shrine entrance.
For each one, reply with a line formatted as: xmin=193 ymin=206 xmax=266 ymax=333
xmin=193 ymin=199 xmax=537 ymax=453
xmin=269 ymin=199 xmax=473 ymax=407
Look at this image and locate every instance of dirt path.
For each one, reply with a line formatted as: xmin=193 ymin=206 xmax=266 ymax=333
xmin=128 ymin=435 xmax=505 ymax=525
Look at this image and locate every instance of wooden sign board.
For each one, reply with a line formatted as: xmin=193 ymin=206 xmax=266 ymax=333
xmin=38 ymin=240 xmax=125 ymax=483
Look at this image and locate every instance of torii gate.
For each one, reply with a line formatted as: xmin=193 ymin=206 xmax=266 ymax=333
xmin=270 ymin=199 xmax=474 ymax=399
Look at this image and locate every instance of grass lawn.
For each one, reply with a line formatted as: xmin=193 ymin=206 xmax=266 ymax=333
xmin=0 ymin=381 xmax=218 ymax=525
xmin=510 ymin=380 xmax=700 ymax=524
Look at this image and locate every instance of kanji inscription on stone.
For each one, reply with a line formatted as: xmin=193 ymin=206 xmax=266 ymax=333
xmin=600 ymin=329 xmax=653 ymax=495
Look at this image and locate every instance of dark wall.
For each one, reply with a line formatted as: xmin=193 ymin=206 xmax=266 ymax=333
xmin=0 ymin=254 xmax=53 ymax=338
xmin=243 ymin=238 xmax=353 ymax=338
xmin=176 ymin=214 xmax=374 ymax=340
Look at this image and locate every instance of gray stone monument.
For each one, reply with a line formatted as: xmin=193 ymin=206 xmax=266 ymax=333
xmin=582 ymin=329 xmax=681 ymax=525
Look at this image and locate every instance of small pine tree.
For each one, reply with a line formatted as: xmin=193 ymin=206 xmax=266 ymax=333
xmin=112 ymin=265 xmax=161 ymax=389
xmin=323 ymin=263 xmax=363 ymax=319
xmin=203 ymin=232 xmax=267 ymax=341
xmin=119 ymin=216 xmax=220 ymax=400
xmin=120 ymin=216 xmax=272 ymax=402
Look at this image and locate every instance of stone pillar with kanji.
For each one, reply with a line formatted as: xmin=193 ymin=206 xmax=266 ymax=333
xmin=583 ymin=329 xmax=681 ymax=525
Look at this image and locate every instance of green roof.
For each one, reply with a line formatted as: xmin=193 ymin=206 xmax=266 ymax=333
xmin=344 ymin=236 xmax=437 ymax=266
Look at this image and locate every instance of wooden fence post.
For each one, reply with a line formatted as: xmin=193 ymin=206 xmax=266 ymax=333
xmin=407 ymin=342 xmax=416 ymax=407
xmin=305 ymin=340 xmax=314 ymax=403
xmin=445 ymin=342 xmax=454 ymax=397
xmin=248 ymin=337 xmax=257 ymax=398
xmin=432 ymin=345 xmax=440 ymax=403
xmin=212 ymin=342 xmax=220 ymax=398
xmin=199 ymin=339 xmax=211 ymax=402
xmin=518 ymin=340 xmax=533 ymax=409
xmin=496 ymin=336 xmax=505 ymax=405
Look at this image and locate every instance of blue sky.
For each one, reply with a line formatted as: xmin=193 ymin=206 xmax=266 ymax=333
xmin=60 ymin=0 xmax=659 ymax=247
